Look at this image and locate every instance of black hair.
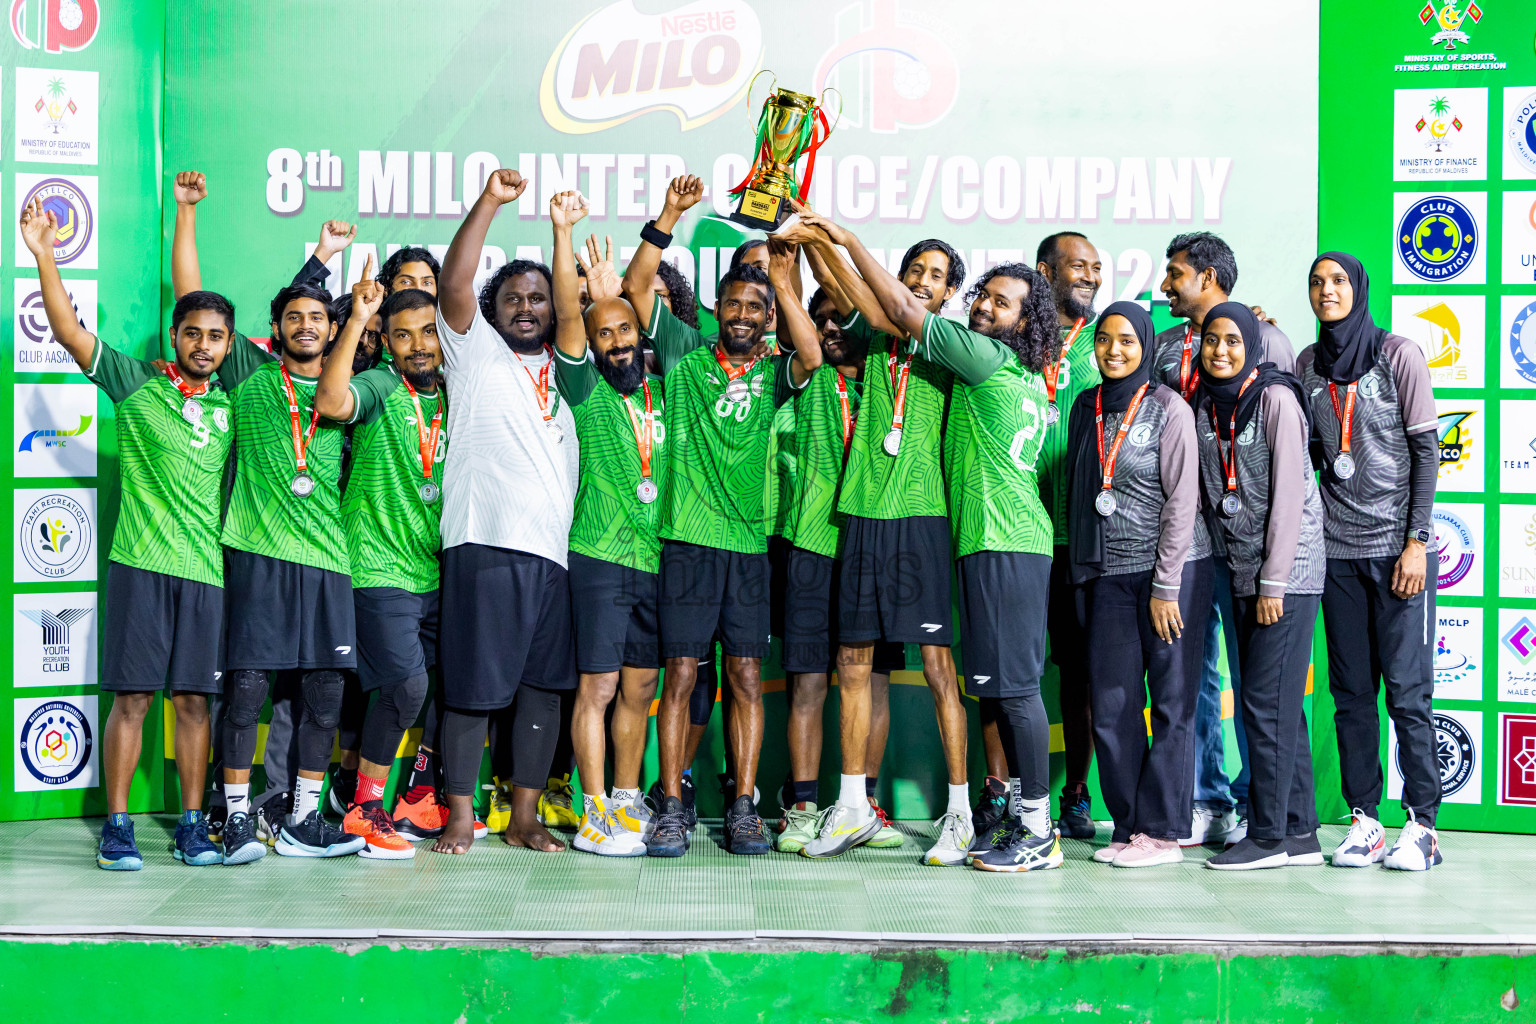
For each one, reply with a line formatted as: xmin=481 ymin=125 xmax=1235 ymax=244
xmin=268 ymin=283 xmax=334 ymax=328
xmin=1166 ymin=231 xmax=1238 ymax=294
xmin=807 ymin=287 xmax=833 ymax=317
xmin=378 ymin=246 xmax=440 ymax=291
xmin=320 ymin=293 xmax=382 ymax=373
xmin=729 ymin=238 xmax=767 ymax=270
xmin=963 ymin=263 xmax=1059 ymax=374
xmin=477 ymin=259 xmax=553 ymax=325
xmin=171 ymin=290 xmax=235 ymax=335
xmin=898 ymin=238 xmax=966 ymax=292
xmin=715 ymin=263 xmax=775 ymax=314
xmin=655 ymin=259 xmax=698 ymax=329
xmin=380 ymin=288 xmax=437 ymax=332
xmin=1035 ymin=231 xmax=1089 ymax=269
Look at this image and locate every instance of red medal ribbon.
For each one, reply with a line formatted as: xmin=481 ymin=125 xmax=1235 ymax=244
xmin=163 ymin=364 xmax=209 ymax=399
xmin=401 ymin=376 xmax=443 ymax=484
xmin=834 ymin=372 xmax=854 ymax=455
xmin=279 ymin=364 xmax=321 ymax=474
xmin=1210 ymin=369 xmax=1261 ymax=497
xmin=513 ymin=346 xmax=556 ymax=423
xmin=887 ymin=336 xmax=912 ymax=436
xmin=1328 ymin=381 xmax=1358 ymax=456
xmin=714 ymin=345 xmax=762 ymax=386
xmin=1177 ymin=324 xmax=1201 ymax=401
xmin=1095 ymin=382 xmax=1150 ymax=493
xmin=622 ymin=380 xmax=655 ymax=480
xmin=1042 ymin=317 xmax=1086 ymax=411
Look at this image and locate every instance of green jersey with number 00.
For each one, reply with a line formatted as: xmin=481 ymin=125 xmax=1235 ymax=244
xmin=342 ymin=366 xmax=446 ymax=592
xmin=784 ymin=365 xmax=862 ymax=558
xmin=219 ymin=335 xmax=350 ymax=575
xmin=85 ymin=337 xmax=234 ymax=586
xmin=1038 ymin=319 xmax=1101 ymax=547
xmin=915 ymin=313 xmax=1053 ymax=558
xmin=556 ymin=349 xmax=666 ymax=574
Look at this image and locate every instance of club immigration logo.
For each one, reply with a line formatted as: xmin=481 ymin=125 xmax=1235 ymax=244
xmin=1437 ymin=409 xmax=1476 ymax=476
xmin=17 ymin=698 xmax=92 ymax=786
xmin=1397 ymin=194 xmax=1478 ymax=281
xmin=18 ymin=491 xmax=91 ymax=579
xmin=1499 ymin=713 xmax=1536 ymax=805
xmin=1507 ymin=89 xmax=1536 ymax=176
xmin=9 ymin=0 xmax=98 ymax=54
xmin=1419 ymin=1 xmax=1482 ymax=51
xmin=1434 ymin=507 xmax=1476 ymax=588
xmin=811 ymin=0 xmax=958 ymax=134
xmin=540 ymin=0 xmax=764 ymax=134
xmin=20 ymin=176 xmax=93 ymax=266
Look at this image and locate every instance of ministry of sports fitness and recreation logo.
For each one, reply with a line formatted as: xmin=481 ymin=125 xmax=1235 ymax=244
xmin=1508 ymin=90 xmax=1536 ymax=177
xmin=1397 ymin=195 xmax=1478 ymax=281
xmin=811 ymin=0 xmax=958 ymax=133
xmin=1397 ymin=712 xmax=1476 ymax=798
xmin=21 ymin=177 xmax=93 ymax=266
xmin=18 ymin=414 xmax=89 ymax=453
xmin=540 ymin=0 xmax=764 ymax=133
xmin=10 ymin=0 xmax=97 ymax=54
xmin=1433 ymin=507 xmax=1476 ymax=588
xmin=18 ymin=492 xmax=91 ymax=579
xmin=17 ymin=698 xmax=92 ymax=786
xmin=1418 ymin=1 xmax=1482 ymax=51
xmin=1437 ymin=409 xmax=1475 ymax=475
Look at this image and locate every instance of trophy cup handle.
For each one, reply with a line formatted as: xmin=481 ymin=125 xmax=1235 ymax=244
xmin=746 ymin=69 xmax=777 ymax=123
xmin=818 ymin=87 xmax=844 ymax=136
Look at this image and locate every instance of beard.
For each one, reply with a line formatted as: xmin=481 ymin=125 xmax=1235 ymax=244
xmin=403 ymin=366 xmax=439 ymax=391
xmin=1059 ymin=288 xmax=1096 ymax=324
xmin=718 ymin=320 xmax=763 ymax=357
xmin=594 ymin=346 xmax=646 ymax=395
xmin=495 ymin=317 xmax=553 ymax=355
xmin=352 ymin=344 xmax=378 ymax=374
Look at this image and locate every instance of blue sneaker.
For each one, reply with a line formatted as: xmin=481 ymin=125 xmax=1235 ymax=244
xmin=98 ymin=813 xmax=143 ymax=871
xmin=173 ymin=809 xmax=224 ymax=866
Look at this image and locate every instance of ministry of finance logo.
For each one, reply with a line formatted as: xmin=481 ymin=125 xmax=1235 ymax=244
xmin=20 ymin=176 xmax=93 ymax=266
xmin=17 ymin=698 xmax=92 ymax=786
xmin=18 ymin=492 xmax=91 ymax=579
xmin=1397 ymin=195 xmax=1478 ymax=281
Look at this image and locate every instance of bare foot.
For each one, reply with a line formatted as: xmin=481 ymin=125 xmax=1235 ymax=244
xmin=431 ymin=807 xmax=476 ymax=854
xmin=503 ymin=817 xmax=566 ymax=852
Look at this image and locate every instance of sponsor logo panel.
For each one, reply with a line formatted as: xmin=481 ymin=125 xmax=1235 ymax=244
xmin=12 ymin=172 xmax=96 ymax=269
xmin=14 ymin=66 xmax=96 ymax=164
xmin=12 ymin=382 xmax=96 ymax=478
xmin=1433 ymin=502 xmax=1482 ymax=596
xmin=1392 ymin=293 xmax=1484 ymax=387
xmin=12 ymin=487 xmax=94 ymax=583
xmin=12 ymin=592 xmax=96 ymax=689
xmin=13 ymin=694 xmax=97 ymax=791
xmin=1498 ymin=713 xmax=1536 ymax=806
xmin=1389 ymin=708 xmax=1482 ymax=805
xmin=1392 ymin=191 xmax=1485 ymax=284
xmin=1392 ymin=87 xmax=1486 ymax=180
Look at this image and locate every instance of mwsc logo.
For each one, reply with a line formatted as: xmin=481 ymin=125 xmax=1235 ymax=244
xmin=9 ymin=0 xmax=98 ymax=54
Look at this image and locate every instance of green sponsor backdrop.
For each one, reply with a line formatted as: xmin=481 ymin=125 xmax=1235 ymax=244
xmin=1314 ymin=0 xmax=1536 ymax=832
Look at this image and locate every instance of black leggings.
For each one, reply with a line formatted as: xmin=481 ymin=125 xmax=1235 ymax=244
xmin=981 ymin=693 xmax=1050 ymax=802
xmin=442 ymin=686 xmax=562 ymax=796
xmin=358 ymin=674 xmax=431 ymax=767
xmin=337 ymin=673 xmax=365 ymax=753
xmin=224 ymin=668 xmax=344 ymax=776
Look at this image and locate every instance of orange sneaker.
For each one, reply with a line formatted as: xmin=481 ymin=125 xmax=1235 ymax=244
xmin=344 ymin=801 xmax=415 ymax=860
xmin=392 ymin=786 xmax=447 ymax=841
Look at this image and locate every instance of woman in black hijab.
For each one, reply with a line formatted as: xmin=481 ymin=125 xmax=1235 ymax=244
xmin=1299 ymin=253 xmax=1443 ymax=872
xmin=1065 ymin=301 xmax=1210 ymax=867
xmin=1194 ymin=302 xmax=1326 ymax=870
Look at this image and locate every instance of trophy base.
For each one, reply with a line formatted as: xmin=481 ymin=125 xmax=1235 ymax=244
xmin=729 ymin=187 xmax=791 ymax=232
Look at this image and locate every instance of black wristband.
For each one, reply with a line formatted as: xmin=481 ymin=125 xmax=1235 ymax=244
xmin=640 ymin=219 xmax=673 ymax=250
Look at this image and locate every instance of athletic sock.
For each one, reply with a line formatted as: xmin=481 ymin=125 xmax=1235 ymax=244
xmin=947 ymin=783 xmax=971 ymax=821
xmin=406 ymin=747 xmax=437 ymax=791
xmin=293 ymin=777 xmax=323 ymax=821
xmin=225 ymin=783 xmax=250 ymax=818
xmin=1009 ymin=777 xmax=1022 ymax=817
xmin=865 ymin=775 xmax=879 ymax=798
xmin=1019 ymin=797 xmax=1050 ymax=838
xmin=583 ymin=793 xmax=606 ymax=819
xmin=354 ymin=772 xmax=385 ymax=806
xmin=611 ymin=787 xmax=641 ymax=806
xmin=838 ymin=773 xmax=866 ymax=812
xmin=790 ymin=779 xmax=818 ymax=805
xmin=180 ymin=808 xmax=199 ymax=824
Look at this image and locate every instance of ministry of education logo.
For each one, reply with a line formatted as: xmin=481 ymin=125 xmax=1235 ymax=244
xmin=21 ymin=177 xmax=93 ymax=266
xmin=18 ymin=491 xmax=91 ymax=579
xmin=1397 ymin=195 xmax=1478 ymax=281
xmin=1433 ymin=507 xmax=1476 ymax=588
xmin=17 ymin=698 xmax=92 ymax=786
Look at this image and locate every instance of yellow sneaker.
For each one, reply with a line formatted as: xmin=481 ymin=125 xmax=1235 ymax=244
xmin=538 ymin=775 xmax=580 ymax=829
xmin=482 ymin=777 xmax=512 ymax=835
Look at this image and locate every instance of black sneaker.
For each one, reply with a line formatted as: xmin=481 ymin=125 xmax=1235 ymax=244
xmin=972 ymin=827 xmax=1064 ymax=873
xmin=972 ymin=777 xmax=1008 ymax=839
xmin=646 ymin=795 xmax=691 ymax=857
xmin=221 ymin=811 xmax=267 ymax=865
xmin=326 ymin=765 xmax=358 ymax=818
xmin=1205 ymin=836 xmax=1288 ymax=870
xmin=723 ymin=795 xmax=771 ymax=855
xmin=1056 ymin=787 xmax=1096 ymax=840
xmin=254 ymin=798 xmax=288 ymax=848
xmin=681 ymin=774 xmax=698 ymax=829
xmin=206 ymin=792 xmax=227 ymax=843
xmin=967 ymin=813 xmax=1021 ymax=864
xmin=275 ymin=809 xmax=366 ymax=858
xmin=1285 ymin=832 xmax=1324 ymax=866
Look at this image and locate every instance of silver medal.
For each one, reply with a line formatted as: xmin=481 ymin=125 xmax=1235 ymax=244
xmin=726 ymin=379 xmax=750 ymax=404
xmin=1333 ymin=452 xmax=1356 ymax=480
xmin=1094 ymin=489 xmax=1117 ymax=517
xmin=882 ymin=428 xmax=902 ymax=457
xmin=1220 ymin=492 xmax=1242 ymax=518
xmin=291 ymin=472 xmax=315 ymax=498
xmin=182 ymin=399 xmax=203 ymax=425
xmin=1046 ymin=403 xmax=1060 ymax=425
xmin=419 ymin=481 xmax=440 ymax=504
xmin=636 ymin=477 xmax=658 ymax=504
xmin=547 ymin=420 xmax=564 ymax=444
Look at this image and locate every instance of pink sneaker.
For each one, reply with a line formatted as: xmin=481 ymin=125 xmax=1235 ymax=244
xmin=1092 ymin=841 xmax=1129 ymax=863
xmin=1112 ymin=833 xmax=1184 ymax=868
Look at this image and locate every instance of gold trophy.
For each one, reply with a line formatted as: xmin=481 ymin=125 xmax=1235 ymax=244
xmin=729 ymin=75 xmax=839 ymax=231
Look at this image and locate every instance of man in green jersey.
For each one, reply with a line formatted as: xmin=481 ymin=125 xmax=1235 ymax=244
xmin=545 ymin=192 xmax=665 ymax=858
xmin=778 ymin=210 xmax=975 ymax=865
xmin=170 ymin=171 xmax=366 ymax=865
xmin=1034 ymin=232 xmax=1104 ymax=840
xmin=620 ymin=176 xmax=817 ymax=857
xmin=21 ymin=197 xmax=230 ymax=871
xmin=313 ymin=269 xmax=448 ymax=861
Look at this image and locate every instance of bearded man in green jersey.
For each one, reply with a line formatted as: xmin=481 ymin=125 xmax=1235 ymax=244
xmin=1034 ymin=232 xmax=1104 ymax=840
xmin=619 ymin=176 xmax=818 ymax=858
xmin=22 ymin=196 xmax=232 ymax=872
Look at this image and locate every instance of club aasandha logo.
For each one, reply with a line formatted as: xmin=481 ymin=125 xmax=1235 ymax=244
xmin=541 ymin=0 xmax=765 ymax=134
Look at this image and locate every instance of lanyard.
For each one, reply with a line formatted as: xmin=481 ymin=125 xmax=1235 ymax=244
xmin=1042 ymin=317 xmax=1086 ymax=409
xmin=513 ymin=347 xmax=557 ymax=422
xmin=1209 ymin=369 xmax=1260 ymax=496
xmin=401 ymin=376 xmax=443 ymax=483
xmin=835 ymin=373 xmax=854 ymax=455
xmin=163 ymin=364 xmax=209 ymax=400
xmin=715 ymin=346 xmax=761 ymax=386
xmin=1328 ymin=381 xmax=1358 ymax=455
xmin=1177 ymin=325 xmax=1200 ymax=401
xmin=1095 ymin=382 xmax=1150 ymax=492
xmin=279 ymin=364 xmax=321 ymax=474
xmin=887 ymin=337 xmax=913 ymax=433
xmin=622 ymin=380 xmax=655 ymax=480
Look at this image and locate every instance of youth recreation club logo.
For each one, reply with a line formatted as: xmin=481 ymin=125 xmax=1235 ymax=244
xmin=1397 ymin=194 xmax=1478 ymax=281
xmin=9 ymin=0 xmax=97 ymax=53
xmin=1433 ymin=507 xmax=1476 ymax=588
xmin=17 ymin=698 xmax=92 ymax=786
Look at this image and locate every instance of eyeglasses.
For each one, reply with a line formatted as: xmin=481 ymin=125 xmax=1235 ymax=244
xmin=362 ymin=329 xmax=383 ymax=346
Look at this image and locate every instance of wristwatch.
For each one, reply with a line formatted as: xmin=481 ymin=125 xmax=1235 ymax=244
xmin=1409 ymin=528 xmax=1432 ymax=544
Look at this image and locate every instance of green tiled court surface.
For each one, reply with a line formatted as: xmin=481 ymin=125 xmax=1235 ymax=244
xmin=3 ymin=816 xmax=1534 ymax=943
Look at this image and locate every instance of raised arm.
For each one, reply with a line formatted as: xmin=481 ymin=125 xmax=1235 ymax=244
xmin=549 ymin=191 xmax=591 ymax=361
xmin=293 ymin=219 xmax=358 ymax=288
xmin=314 ymin=256 xmax=383 ymax=423
xmin=765 ymin=237 xmax=820 ymax=386
xmin=622 ymin=174 xmax=704 ymax=332
xmin=802 ymin=240 xmax=852 ymax=316
xmin=440 ymin=169 xmax=526 ymax=334
xmin=783 ymin=205 xmax=910 ymax=337
xmin=170 ymin=171 xmax=208 ymax=300
xmin=20 ymin=197 xmax=95 ymax=369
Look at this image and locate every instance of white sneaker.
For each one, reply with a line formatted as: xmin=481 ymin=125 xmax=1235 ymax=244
xmin=923 ymin=812 xmax=975 ymax=866
xmin=1112 ymin=832 xmax=1185 ymax=868
xmin=1180 ymin=806 xmax=1237 ymax=847
xmin=574 ymin=803 xmax=646 ymax=857
xmin=802 ymin=802 xmax=880 ymax=858
xmin=1384 ymin=811 xmax=1442 ymax=871
xmin=1223 ymin=814 xmax=1248 ymax=848
xmin=612 ymin=796 xmax=653 ymax=839
xmin=1331 ymin=808 xmax=1386 ymax=867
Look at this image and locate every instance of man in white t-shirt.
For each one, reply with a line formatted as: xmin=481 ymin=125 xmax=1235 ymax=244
xmin=431 ymin=168 xmax=581 ymax=855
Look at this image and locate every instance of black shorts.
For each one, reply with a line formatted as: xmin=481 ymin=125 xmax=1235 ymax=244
xmin=102 ymin=562 xmax=223 ymax=693
xmin=439 ymin=543 xmax=576 ymax=709
xmin=768 ymin=534 xmax=792 ymax=639
xmin=783 ymin=547 xmax=905 ymax=674
xmin=838 ymin=514 xmax=954 ymax=645
xmin=569 ymin=551 xmax=660 ymax=673
xmin=353 ymin=587 xmax=439 ymax=692
xmin=659 ymin=540 xmax=770 ymax=660
xmin=957 ymin=550 xmax=1052 ymax=699
xmin=223 ymin=549 xmax=356 ymax=672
